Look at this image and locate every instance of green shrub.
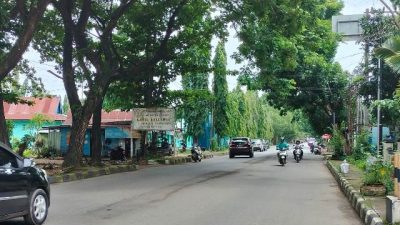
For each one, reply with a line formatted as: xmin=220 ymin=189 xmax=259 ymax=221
xmin=11 ymin=137 xmax=21 ymax=152
xmin=37 ymin=146 xmax=57 ymax=158
xmin=23 ymin=149 xmax=36 ymax=158
xmin=329 ymin=127 xmax=345 ymax=160
xmin=347 ymin=156 xmax=367 ymax=171
xmin=363 ymin=160 xmax=394 ymax=193
xmin=351 ymin=130 xmax=375 ymax=161
xmin=211 ymin=138 xmax=219 ymax=151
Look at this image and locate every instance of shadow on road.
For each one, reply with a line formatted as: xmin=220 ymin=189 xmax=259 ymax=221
xmin=0 ymin=219 xmax=25 ymax=224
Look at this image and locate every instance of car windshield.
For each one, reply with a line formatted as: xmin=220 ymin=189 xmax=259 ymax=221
xmin=232 ymin=138 xmax=248 ymax=141
xmin=232 ymin=140 xmax=247 ymax=144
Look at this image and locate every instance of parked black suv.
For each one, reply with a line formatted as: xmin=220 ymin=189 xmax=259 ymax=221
xmin=229 ymin=137 xmax=254 ymax=158
xmin=0 ymin=142 xmax=50 ymax=225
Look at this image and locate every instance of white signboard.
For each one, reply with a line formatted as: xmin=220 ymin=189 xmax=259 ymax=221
xmin=132 ymin=108 xmax=175 ymax=131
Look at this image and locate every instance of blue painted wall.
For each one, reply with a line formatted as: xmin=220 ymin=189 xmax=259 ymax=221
xmin=9 ymin=120 xmax=63 ymax=140
xmin=57 ymin=126 xmax=130 ymax=156
xmin=59 ymin=127 xmax=91 ymax=156
xmin=198 ymin=113 xmax=212 ymax=149
xmin=371 ymin=127 xmax=390 ymax=147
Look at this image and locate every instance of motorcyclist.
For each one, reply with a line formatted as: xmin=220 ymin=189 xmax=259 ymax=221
xmin=308 ymin=141 xmax=314 ymax=153
xmin=293 ymin=140 xmax=303 ymax=159
xmin=276 ymin=137 xmax=288 ymax=155
xmin=277 ymin=137 xmax=289 ymax=150
xmin=191 ymin=144 xmax=202 ymax=161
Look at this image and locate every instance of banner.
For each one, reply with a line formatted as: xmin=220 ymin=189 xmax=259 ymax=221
xmin=132 ymin=108 xmax=175 ymax=131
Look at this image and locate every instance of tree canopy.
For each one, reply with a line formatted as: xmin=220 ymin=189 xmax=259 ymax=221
xmin=219 ymin=0 xmax=347 ymax=134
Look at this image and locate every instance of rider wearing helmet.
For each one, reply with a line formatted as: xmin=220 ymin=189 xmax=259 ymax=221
xmin=277 ymin=137 xmax=289 ymax=151
xmin=293 ymin=140 xmax=303 ymax=159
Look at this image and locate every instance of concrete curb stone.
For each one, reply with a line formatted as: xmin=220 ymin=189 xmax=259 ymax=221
xmin=326 ymin=161 xmax=384 ymax=225
xmin=48 ymin=164 xmax=138 ymax=184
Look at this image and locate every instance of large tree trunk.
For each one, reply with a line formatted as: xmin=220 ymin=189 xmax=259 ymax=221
xmin=140 ymin=131 xmax=147 ymax=160
xmin=0 ymin=93 xmax=10 ymax=147
xmin=62 ymin=110 xmax=91 ymax=168
xmin=91 ymin=98 xmax=103 ymax=166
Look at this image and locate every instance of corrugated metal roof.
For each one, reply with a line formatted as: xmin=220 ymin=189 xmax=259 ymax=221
xmin=3 ymin=97 xmax=66 ymax=121
xmin=63 ymin=110 xmax=132 ymax=125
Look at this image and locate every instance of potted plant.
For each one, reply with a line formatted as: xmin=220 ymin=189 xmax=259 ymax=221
xmin=361 ymin=161 xmax=393 ymax=196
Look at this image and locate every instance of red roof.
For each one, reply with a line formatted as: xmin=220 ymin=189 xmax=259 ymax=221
xmin=63 ymin=110 xmax=132 ymax=125
xmin=3 ymin=97 xmax=66 ymax=121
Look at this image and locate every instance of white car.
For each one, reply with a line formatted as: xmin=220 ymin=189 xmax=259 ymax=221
xmin=251 ymin=139 xmax=264 ymax=152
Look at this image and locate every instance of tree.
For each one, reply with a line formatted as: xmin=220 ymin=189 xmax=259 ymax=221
xmin=375 ymin=36 xmax=400 ymax=73
xmin=35 ymin=0 xmax=217 ymax=168
xmin=25 ymin=113 xmax=53 ymax=137
xmin=0 ymin=0 xmax=51 ymax=146
xmin=62 ymin=95 xmax=69 ymax=114
xmin=225 ymin=88 xmax=306 ymax=142
xmin=221 ymin=0 xmax=347 ymax=135
xmin=181 ymin=73 xmax=212 ymax=144
xmin=212 ymin=40 xmax=229 ymax=143
xmin=359 ymin=8 xmax=400 ymax=106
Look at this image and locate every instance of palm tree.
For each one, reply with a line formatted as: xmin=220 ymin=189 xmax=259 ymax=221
xmin=375 ymin=36 xmax=400 ymax=73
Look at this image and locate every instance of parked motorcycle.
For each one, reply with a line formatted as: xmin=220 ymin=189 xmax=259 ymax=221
xmin=277 ymin=149 xmax=288 ymax=166
xmin=181 ymin=142 xmax=187 ymax=153
xmin=110 ymin=146 xmax=126 ymax=161
xmin=314 ymin=144 xmax=324 ymax=155
xmin=191 ymin=145 xmax=203 ymax=162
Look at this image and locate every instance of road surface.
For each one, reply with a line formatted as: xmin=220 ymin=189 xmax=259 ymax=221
xmin=4 ymin=147 xmax=362 ymax=225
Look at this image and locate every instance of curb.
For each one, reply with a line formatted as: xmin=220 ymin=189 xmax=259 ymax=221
xmin=326 ymin=161 xmax=384 ymax=225
xmin=156 ymin=153 xmax=214 ymax=165
xmin=48 ymin=164 xmax=139 ymax=184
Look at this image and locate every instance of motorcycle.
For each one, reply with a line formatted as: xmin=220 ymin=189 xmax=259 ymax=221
xmin=294 ymin=146 xmax=302 ymax=163
xmin=181 ymin=142 xmax=187 ymax=153
xmin=314 ymin=144 xmax=324 ymax=155
xmin=277 ymin=149 xmax=288 ymax=166
xmin=191 ymin=145 xmax=203 ymax=162
xmin=309 ymin=144 xmax=314 ymax=153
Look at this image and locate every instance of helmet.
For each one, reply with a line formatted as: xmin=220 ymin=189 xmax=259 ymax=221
xmin=295 ymin=140 xmax=300 ymax=144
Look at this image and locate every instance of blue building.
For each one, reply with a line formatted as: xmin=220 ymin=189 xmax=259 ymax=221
xmin=4 ymin=96 xmax=66 ymax=140
xmin=47 ymin=110 xmax=141 ymax=157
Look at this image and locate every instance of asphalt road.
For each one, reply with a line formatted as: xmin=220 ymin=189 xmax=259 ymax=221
xmin=5 ymin=146 xmax=363 ymax=225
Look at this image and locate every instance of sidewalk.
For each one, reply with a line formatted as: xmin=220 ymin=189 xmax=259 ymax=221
xmin=328 ymin=160 xmax=385 ymax=225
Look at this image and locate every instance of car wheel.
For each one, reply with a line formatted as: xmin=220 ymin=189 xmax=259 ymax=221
xmin=229 ymin=153 xmax=234 ymax=158
xmin=24 ymin=189 xmax=49 ymax=225
xmin=249 ymin=152 xmax=254 ymax=158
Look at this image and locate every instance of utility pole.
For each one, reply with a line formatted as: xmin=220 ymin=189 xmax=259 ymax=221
xmin=377 ymin=57 xmax=383 ymax=155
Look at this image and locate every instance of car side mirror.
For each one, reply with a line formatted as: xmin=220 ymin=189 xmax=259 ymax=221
xmin=23 ymin=158 xmax=35 ymax=168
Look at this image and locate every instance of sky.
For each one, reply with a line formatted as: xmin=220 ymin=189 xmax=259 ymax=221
xmin=334 ymin=0 xmax=384 ymax=73
xmin=26 ymin=0 xmax=386 ymax=98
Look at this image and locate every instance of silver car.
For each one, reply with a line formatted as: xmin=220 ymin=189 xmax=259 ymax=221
xmin=251 ymin=139 xmax=264 ymax=152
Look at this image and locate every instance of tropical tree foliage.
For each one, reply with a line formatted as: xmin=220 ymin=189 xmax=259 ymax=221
xmin=220 ymin=0 xmax=347 ymax=135
xmin=212 ymin=40 xmax=229 ymax=140
xmin=375 ymin=36 xmax=400 ymax=73
xmin=0 ymin=0 xmax=50 ymax=146
xmin=34 ymin=0 xmax=217 ymax=168
xmin=226 ymin=88 xmax=308 ymax=142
